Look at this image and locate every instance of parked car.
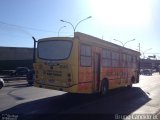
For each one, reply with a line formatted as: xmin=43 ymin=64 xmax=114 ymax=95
xmin=26 ymin=69 xmax=35 ymax=86
xmin=0 ymin=78 xmax=5 ymax=89
xmin=11 ymin=67 xmax=30 ymax=77
xmin=152 ymin=69 xmax=156 ymax=73
xmin=140 ymin=69 xmax=143 ymax=75
xmin=142 ymin=69 xmax=152 ymax=76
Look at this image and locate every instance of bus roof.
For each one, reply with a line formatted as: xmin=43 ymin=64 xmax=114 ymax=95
xmin=38 ymin=37 xmax=73 ymax=42
xmin=74 ymin=32 xmax=140 ymax=56
xmin=38 ymin=32 xmax=140 ymax=56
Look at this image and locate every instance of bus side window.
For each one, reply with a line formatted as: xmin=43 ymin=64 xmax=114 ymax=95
xmin=102 ymin=49 xmax=111 ymax=67
xmin=112 ymin=52 xmax=120 ymax=68
xmin=127 ymin=55 xmax=132 ymax=68
xmin=133 ymin=56 xmax=137 ymax=68
xmin=80 ymin=44 xmax=92 ymax=67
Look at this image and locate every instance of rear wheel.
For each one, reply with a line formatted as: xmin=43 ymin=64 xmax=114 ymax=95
xmin=100 ymin=80 xmax=108 ymax=96
xmin=0 ymin=82 xmax=3 ymax=89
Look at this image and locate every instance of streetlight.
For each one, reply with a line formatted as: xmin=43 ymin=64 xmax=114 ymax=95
xmin=58 ymin=26 xmax=66 ymax=36
xmin=60 ymin=16 xmax=92 ymax=35
xmin=113 ymin=39 xmax=136 ymax=47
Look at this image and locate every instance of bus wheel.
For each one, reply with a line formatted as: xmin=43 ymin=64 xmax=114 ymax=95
xmin=100 ymin=80 xmax=108 ymax=96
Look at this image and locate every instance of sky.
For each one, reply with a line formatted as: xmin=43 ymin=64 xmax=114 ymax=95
xmin=0 ymin=0 xmax=160 ymax=59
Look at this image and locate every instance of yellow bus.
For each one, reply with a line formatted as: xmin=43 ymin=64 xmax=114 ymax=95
xmin=33 ymin=32 xmax=140 ymax=95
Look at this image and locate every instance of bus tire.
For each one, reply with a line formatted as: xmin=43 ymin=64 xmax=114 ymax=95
xmin=100 ymin=80 xmax=108 ymax=96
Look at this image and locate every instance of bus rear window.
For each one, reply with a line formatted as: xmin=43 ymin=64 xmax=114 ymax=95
xmin=38 ymin=40 xmax=72 ymax=60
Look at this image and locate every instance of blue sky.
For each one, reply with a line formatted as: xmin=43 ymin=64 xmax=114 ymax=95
xmin=0 ymin=0 xmax=160 ymax=58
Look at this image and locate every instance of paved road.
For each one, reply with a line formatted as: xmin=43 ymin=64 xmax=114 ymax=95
xmin=0 ymin=73 xmax=160 ymax=120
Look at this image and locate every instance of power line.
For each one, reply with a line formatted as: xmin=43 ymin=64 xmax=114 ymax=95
xmin=0 ymin=21 xmax=55 ymax=33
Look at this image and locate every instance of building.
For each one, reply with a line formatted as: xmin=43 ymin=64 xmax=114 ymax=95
xmin=0 ymin=47 xmax=33 ymax=70
xmin=140 ymin=58 xmax=160 ymax=71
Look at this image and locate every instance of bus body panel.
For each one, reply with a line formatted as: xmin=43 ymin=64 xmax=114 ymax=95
xmin=76 ymin=32 xmax=140 ymax=93
xmin=34 ymin=38 xmax=79 ymax=93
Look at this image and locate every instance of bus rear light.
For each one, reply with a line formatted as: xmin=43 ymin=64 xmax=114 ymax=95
xmin=68 ymin=78 xmax=71 ymax=82
xmin=67 ymin=73 xmax=72 ymax=82
xmin=36 ymin=75 xmax=38 ymax=78
xmin=67 ymin=73 xmax=71 ymax=77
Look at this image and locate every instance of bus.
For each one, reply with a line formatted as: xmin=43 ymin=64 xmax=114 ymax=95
xmin=33 ymin=32 xmax=140 ymax=95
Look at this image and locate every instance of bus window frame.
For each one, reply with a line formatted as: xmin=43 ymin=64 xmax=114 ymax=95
xmin=102 ymin=49 xmax=112 ymax=68
xmin=121 ymin=53 xmax=127 ymax=68
xmin=37 ymin=40 xmax=73 ymax=61
xmin=127 ymin=54 xmax=133 ymax=68
xmin=111 ymin=51 xmax=120 ymax=68
xmin=80 ymin=44 xmax=92 ymax=67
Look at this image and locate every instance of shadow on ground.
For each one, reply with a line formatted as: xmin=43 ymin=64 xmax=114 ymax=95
xmin=0 ymin=87 xmax=151 ymax=120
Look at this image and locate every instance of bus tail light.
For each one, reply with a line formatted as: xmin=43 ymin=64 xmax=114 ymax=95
xmin=67 ymin=73 xmax=71 ymax=77
xmin=68 ymin=78 xmax=71 ymax=82
xmin=67 ymin=73 xmax=72 ymax=82
xmin=36 ymin=75 xmax=38 ymax=79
